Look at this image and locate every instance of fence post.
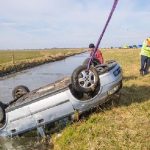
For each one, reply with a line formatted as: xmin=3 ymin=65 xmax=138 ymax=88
xmin=12 ymin=50 xmax=15 ymax=65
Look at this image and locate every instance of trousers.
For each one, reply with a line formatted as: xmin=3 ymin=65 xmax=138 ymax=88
xmin=140 ymin=55 xmax=150 ymax=74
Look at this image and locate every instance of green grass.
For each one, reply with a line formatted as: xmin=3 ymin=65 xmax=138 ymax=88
xmin=0 ymin=50 xmax=42 ymax=64
xmin=1 ymin=48 xmax=149 ymax=149
xmin=0 ymin=48 xmax=84 ymax=76
xmin=0 ymin=48 xmax=84 ymax=65
xmin=51 ymin=49 xmax=150 ymax=150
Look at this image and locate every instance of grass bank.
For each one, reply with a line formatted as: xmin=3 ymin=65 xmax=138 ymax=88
xmin=0 ymin=48 xmax=85 ymax=77
xmin=51 ymin=48 xmax=150 ymax=150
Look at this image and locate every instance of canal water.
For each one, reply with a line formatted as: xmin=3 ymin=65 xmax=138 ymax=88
xmin=0 ymin=52 xmax=88 ymax=103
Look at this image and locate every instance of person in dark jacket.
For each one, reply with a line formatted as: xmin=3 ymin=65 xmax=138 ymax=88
xmin=89 ymin=43 xmax=104 ymax=64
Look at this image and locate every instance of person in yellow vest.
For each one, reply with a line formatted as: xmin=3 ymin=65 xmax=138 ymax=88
xmin=140 ymin=38 xmax=150 ymax=75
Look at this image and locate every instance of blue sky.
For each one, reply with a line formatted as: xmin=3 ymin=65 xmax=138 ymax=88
xmin=0 ymin=0 xmax=150 ymax=49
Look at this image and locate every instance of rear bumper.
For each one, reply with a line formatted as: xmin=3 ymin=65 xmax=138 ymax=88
xmin=107 ymin=80 xmax=122 ymax=96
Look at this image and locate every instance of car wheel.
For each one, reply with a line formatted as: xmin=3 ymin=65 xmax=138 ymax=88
xmin=83 ymin=58 xmax=100 ymax=66
xmin=95 ymin=65 xmax=108 ymax=74
xmin=12 ymin=85 xmax=30 ymax=100
xmin=105 ymin=60 xmax=116 ymax=64
xmin=71 ymin=65 xmax=99 ymax=93
xmin=0 ymin=103 xmax=5 ymax=123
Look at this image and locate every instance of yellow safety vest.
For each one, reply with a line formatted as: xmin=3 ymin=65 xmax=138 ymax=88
xmin=140 ymin=39 xmax=150 ymax=57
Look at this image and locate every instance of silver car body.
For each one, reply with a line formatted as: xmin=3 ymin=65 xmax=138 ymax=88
xmin=0 ymin=61 xmax=122 ymax=137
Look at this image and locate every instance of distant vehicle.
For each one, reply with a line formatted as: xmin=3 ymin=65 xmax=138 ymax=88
xmin=0 ymin=60 xmax=122 ymax=137
xmin=129 ymin=46 xmax=133 ymax=49
xmin=123 ymin=45 xmax=129 ymax=49
xmin=138 ymin=45 xmax=142 ymax=48
xmin=132 ymin=45 xmax=137 ymax=48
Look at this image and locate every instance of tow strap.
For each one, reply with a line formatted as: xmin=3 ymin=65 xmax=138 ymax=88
xmin=88 ymin=0 xmax=119 ymax=69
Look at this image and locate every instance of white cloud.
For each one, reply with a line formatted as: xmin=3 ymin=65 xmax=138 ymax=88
xmin=0 ymin=0 xmax=150 ymax=49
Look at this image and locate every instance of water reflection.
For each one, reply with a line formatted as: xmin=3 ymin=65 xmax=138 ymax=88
xmin=0 ymin=117 xmax=71 ymax=150
xmin=0 ymin=136 xmax=52 ymax=150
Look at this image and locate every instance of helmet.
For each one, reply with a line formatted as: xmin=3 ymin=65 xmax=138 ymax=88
xmin=89 ymin=43 xmax=95 ymax=48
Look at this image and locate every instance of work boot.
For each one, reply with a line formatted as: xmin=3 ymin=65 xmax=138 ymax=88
xmin=143 ymin=71 xmax=149 ymax=75
xmin=140 ymin=71 xmax=144 ymax=76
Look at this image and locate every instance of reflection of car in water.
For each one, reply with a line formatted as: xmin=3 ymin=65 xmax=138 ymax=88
xmin=0 ymin=60 xmax=122 ymax=137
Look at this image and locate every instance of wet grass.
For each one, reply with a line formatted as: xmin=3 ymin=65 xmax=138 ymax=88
xmin=51 ymin=48 xmax=150 ymax=150
xmin=0 ymin=48 xmax=85 ymax=76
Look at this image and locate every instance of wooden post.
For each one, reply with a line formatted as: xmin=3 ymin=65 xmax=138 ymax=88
xmin=12 ymin=50 xmax=15 ymax=65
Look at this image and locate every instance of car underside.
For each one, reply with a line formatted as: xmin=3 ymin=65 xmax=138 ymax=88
xmin=0 ymin=60 xmax=122 ymax=137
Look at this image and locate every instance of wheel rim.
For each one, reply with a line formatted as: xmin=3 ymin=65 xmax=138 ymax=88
xmin=78 ymin=69 xmax=96 ymax=89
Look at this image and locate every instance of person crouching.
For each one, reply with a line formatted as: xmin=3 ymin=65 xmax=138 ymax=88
xmin=89 ymin=43 xmax=104 ymax=64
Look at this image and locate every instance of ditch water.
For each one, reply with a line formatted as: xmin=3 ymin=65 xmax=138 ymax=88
xmin=0 ymin=52 xmax=88 ymax=150
xmin=0 ymin=52 xmax=88 ymax=103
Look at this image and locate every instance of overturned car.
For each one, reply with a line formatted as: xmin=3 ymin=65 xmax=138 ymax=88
xmin=0 ymin=60 xmax=122 ymax=137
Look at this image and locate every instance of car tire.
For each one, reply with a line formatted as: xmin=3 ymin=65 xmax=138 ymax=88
xmin=0 ymin=102 xmax=5 ymax=124
xmin=83 ymin=58 xmax=100 ymax=66
xmin=71 ymin=65 xmax=99 ymax=93
xmin=95 ymin=65 xmax=108 ymax=74
xmin=12 ymin=85 xmax=30 ymax=100
xmin=105 ymin=60 xmax=116 ymax=64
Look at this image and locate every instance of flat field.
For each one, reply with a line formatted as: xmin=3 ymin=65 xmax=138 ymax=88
xmin=0 ymin=48 xmax=149 ymax=150
xmin=0 ymin=48 xmax=84 ymax=76
xmin=51 ymin=48 xmax=150 ymax=150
